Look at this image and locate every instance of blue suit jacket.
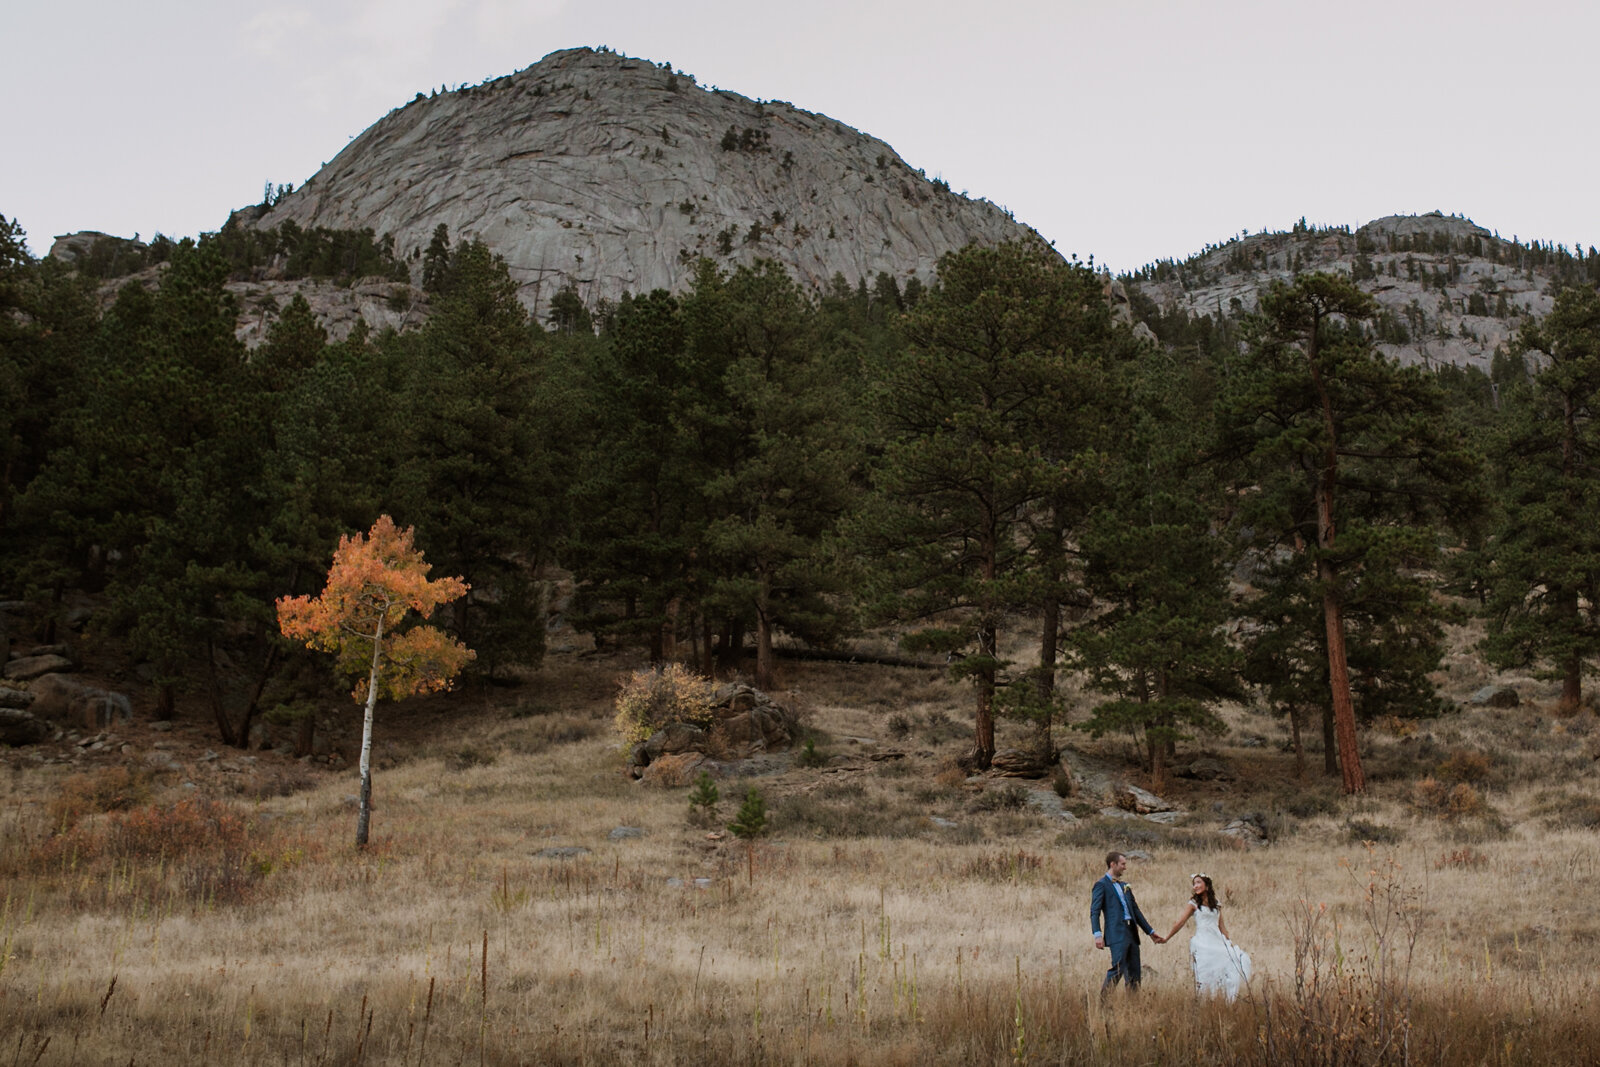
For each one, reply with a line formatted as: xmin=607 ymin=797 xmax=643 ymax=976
xmin=1091 ymin=874 xmax=1155 ymax=949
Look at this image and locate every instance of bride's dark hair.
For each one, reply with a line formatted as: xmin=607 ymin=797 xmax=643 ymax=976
xmin=1190 ymin=874 xmax=1218 ymax=910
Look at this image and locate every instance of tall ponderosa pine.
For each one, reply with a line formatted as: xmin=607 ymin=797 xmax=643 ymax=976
xmin=689 ymin=260 xmax=861 ymax=688
xmin=388 ymin=241 xmax=568 ymax=675
xmin=860 ymin=241 xmax=1111 ymax=769
xmin=565 ymin=259 xmax=860 ymax=682
xmin=562 ymin=287 xmax=704 ymax=662
xmin=0 ymin=219 xmax=99 ymax=547
xmin=14 ymin=242 xmax=269 ymax=724
xmin=1481 ymin=286 xmax=1600 ymax=710
xmin=1215 ymin=273 xmax=1477 ymax=793
xmin=1070 ymin=347 xmax=1241 ymax=782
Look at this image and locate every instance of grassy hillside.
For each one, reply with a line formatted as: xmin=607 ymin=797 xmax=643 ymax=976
xmin=3 ymin=636 xmax=1599 ymax=1064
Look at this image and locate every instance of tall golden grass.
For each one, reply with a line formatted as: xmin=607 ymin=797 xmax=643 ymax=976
xmin=2 ymin=654 xmax=1598 ymax=1065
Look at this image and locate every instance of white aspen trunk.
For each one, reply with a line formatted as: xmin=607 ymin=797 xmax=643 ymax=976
xmin=355 ymin=611 xmax=386 ymax=848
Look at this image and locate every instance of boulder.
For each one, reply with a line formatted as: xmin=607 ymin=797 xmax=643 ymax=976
xmin=1118 ymin=784 xmax=1180 ymax=814
xmin=638 ymin=751 xmax=710 ymax=787
xmin=1099 ymin=806 xmax=1141 ymax=820
xmin=713 ymin=683 xmax=759 ymax=714
xmin=1469 ymin=685 xmax=1520 ymax=708
xmin=643 ymin=720 xmax=708 ymax=760
xmin=27 ymin=674 xmax=133 ymax=729
xmin=1219 ymin=817 xmax=1268 ymax=846
xmin=1177 ymin=757 xmax=1233 ymax=782
xmin=4 ymin=654 xmax=75 ymax=681
xmin=989 ymin=748 xmax=1053 ymax=778
xmin=0 ymin=707 xmax=51 ymax=746
xmin=0 ymin=686 xmax=34 ymax=710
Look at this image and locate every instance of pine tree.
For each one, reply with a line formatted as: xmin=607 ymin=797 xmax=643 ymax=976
xmin=855 ymin=241 xmax=1113 ymax=769
xmin=687 ymin=770 xmax=721 ymax=829
xmin=688 ymin=260 xmax=862 ymax=688
xmin=1481 ymin=287 xmax=1600 ymax=711
xmin=388 ymin=241 xmax=568 ymax=675
xmin=1069 ymin=348 xmax=1241 ymax=782
xmin=561 ymin=287 xmax=705 ymax=662
xmin=1214 ymin=273 xmax=1479 ymax=793
xmin=421 ymin=224 xmax=451 ymax=292
xmin=728 ymin=786 xmax=768 ymax=838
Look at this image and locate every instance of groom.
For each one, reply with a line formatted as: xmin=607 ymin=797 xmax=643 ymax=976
xmin=1091 ymin=850 xmax=1163 ymax=993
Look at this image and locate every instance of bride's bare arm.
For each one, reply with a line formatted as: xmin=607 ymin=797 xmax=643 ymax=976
xmin=1218 ymin=912 xmax=1230 ymax=939
xmin=1162 ymin=902 xmax=1196 ymax=942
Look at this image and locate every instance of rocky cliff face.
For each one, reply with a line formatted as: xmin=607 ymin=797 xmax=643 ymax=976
xmin=1127 ymin=212 xmax=1570 ymax=371
xmin=248 ymin=47 xmax=1040 ymax=320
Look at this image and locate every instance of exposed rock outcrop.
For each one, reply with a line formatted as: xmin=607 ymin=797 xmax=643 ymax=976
xmin=627 ymin=682 xmax=799 ymax=782
xmin=1127 ymin=211 xmax=1564 ymax=372
xmin=27 ymin=674 xmax=132 ymax=730
xmin=250 ymin=47 xmax=1042 ymax=321
xmin=0 ymin=707 xmax=51 ymax=746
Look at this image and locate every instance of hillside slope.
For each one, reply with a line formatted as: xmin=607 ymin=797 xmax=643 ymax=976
xmin=1125 ymin=211 xmax=1600 ymax=371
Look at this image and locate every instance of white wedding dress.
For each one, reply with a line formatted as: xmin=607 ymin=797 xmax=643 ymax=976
xmin=1189 ymin=906 xmax=1252 ymax=1000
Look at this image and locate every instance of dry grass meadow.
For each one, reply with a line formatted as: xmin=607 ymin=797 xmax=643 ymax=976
xmin=4 ymin=630 xmax=1600 ymax=1065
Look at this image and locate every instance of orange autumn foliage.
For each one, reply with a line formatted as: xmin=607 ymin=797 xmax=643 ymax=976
xmin=276 ymin=515 xmax=474 ymax=702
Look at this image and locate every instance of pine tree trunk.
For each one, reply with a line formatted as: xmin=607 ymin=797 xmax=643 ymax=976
xmin=1290 ymin=705 xmax=1305 ymax=778
xmin=1319 ymin=548 xmax=1366 ymax=792
xmin=205 ymin=638 xmax=236 ymax=744
xmin=971 ymin=622 xmax=997 ymax=769
xmin=1034 ymin=599 xmax=1059 ymax=759
xmin=716 ymin=623 xmax=742 ymax=675
xmin=1561 ymin=650 xmax=1583 ymax=714
xmin=1322 ymin=703 xmax=1338 ymax=776
xmin=1305 ymin=305 xmax=1364 ymax=793
xmin=662 ymin=597 xmax=680 ymax=663
xmin=754 ymin=605 xmax=774 ymax=691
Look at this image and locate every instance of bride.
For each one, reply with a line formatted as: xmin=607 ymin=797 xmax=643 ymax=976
xmin=1160 ymin=873 xmax=1252 ymax=1000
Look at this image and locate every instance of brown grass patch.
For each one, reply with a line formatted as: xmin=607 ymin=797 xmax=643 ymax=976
xmin=4 ymin=649 xmax=1600 ymax=1063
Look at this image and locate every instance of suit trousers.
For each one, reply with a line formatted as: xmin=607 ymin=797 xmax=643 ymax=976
xmin=1102 ymin=922 xmax=1142 ymax=992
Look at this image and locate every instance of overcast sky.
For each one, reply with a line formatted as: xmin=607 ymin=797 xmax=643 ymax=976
xmin=8 ymin=1 xmax=1596 ymax=274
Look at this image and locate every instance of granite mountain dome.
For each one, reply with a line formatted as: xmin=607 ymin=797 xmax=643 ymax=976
xmin=245 ymin=47 xmax=1042 ymax=318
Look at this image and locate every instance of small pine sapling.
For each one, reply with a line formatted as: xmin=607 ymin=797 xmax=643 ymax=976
xmin=687 ymin=770 xmax=720 ymax=827
xmin=728 ymin=787 xmax=768 ymax=839
xmin=795 ymin=737 xmax=827 ymax=768
xmin=729 ymin=785 xmax=769 ymax=885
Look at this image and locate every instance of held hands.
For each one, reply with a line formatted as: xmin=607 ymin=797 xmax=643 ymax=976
xmin=1150 ymin=934 xmax=1166 ymax=944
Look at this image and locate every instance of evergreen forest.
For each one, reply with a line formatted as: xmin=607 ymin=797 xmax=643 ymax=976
xmin=5 ymin=211 xmax=1600 ymax=794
